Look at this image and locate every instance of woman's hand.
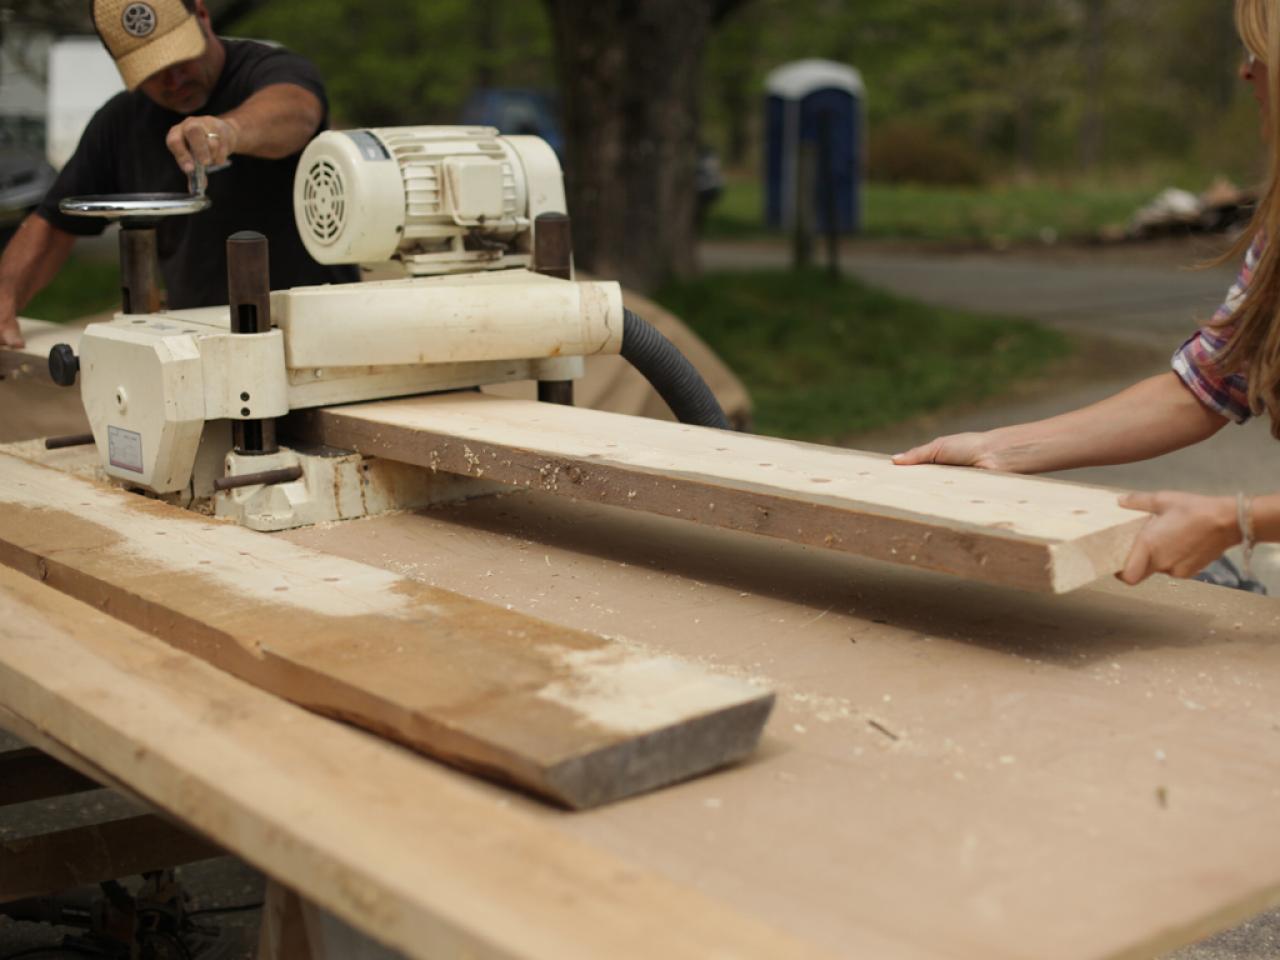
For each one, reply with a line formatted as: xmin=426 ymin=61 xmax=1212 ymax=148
xmin=1116 ymin=491 xmax=1240 ymax=585
xmin=891 ymin=374 xmax=1229 ymax=477
xmin=891 ymin=432 xmax=992 ymax=468
xmin=892 ymin=431 xmax=1022 ymax=472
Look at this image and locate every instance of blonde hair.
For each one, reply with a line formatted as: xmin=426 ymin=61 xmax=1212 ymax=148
xmin=1219 ymin=0 xmax=1280 ymax=435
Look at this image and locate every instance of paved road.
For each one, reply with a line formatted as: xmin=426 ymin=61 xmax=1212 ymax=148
xmin=702 ymin=239 xmax=1238 ymax=345
xmin=845 ymin=250 xmax=1231 ymax=344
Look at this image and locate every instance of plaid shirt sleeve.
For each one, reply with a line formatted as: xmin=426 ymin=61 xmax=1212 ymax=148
xmin=1170 ymin=235 xmax=1262 ymax=424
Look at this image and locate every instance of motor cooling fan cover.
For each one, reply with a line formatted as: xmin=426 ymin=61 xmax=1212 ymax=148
xmin=293 ymin=130 xmax=406 ymax=265
xmin=300 ymin=157 xmax=344 ymax=242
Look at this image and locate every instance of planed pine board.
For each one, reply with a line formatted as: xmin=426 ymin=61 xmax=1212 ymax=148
xmin=0 ymin=566 xmax=839 ymax=960
xmin=2 ymin=318 xmax=81 ymax=384
xmin=0 ymin=452 xmax=773 ymax=809
xmin=294 ymin=393 xmax=1147 ymax=593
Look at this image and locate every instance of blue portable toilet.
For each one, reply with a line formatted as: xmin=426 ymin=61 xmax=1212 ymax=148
xmin=764 ymin=59 xmax=864 ymax=234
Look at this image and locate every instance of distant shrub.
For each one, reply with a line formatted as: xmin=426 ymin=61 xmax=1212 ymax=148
xmin=867 ymin=122 xmax=989 ymax=186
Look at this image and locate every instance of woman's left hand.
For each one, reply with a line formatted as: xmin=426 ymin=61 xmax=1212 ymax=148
xmin=1116 ymin=491 xmax=1240 ymax=585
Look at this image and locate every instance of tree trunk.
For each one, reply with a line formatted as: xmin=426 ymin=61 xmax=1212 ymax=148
xmin=542 ymin=0 xmax=716 ymax=293
xmin=473 ymin=0 xmax=498 ymax=89
xmin=1009 ymin=0 xmax=1036 ymax=180
xmin=720 ymin=67 xmax=753 ymax=170
xmin=1079 ymin=0 xmax=1106 ymax=172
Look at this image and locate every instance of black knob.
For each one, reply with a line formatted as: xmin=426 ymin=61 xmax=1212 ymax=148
xmin=48 ymin=343 xmax=80 ymax=387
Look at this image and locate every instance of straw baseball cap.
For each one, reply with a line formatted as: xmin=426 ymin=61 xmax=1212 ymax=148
xmin=92 ymin=0 xmax=208 ymax=91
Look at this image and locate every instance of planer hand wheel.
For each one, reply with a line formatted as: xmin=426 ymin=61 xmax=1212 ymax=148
xmin=59 ymin=193 xmax=211 ymax=220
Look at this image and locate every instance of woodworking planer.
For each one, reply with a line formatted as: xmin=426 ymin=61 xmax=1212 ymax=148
xmin=49 ymin=125 xmax=703 ymax=531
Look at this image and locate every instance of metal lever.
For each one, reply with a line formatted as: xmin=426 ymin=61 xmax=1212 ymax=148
xmin=187 ymin=160 xmax=231 ymax=198
xmin=187 ymin=160 xmax=206 ymax=198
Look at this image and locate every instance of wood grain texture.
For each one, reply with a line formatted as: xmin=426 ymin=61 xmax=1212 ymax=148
xmin=0 ymin=567 xmax=835 ymax=960
xmin=285 ymin=492 xmax=1280 ymax=960
xmin=3 ymin=318 xmax=82 ymax=385
xmin=0 ymin=452 xmax=773 ymax=809
xmin=0 ymin=321 xmax=91 ymax=446
xmin=0 ymin=814 xmax=221 ymax=902
xmin=293 ymin=393 xmax=1146 ymax=593
xmin=257 ymin=883 xmax=315 ymax=960
xmin=0 ymin=748 xmax=100 ymax=807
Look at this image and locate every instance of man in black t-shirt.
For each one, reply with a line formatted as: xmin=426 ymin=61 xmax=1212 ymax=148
xmin=0 ymin=0 xmax=354 ymax=349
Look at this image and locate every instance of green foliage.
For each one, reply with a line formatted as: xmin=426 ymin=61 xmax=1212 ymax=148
xmin=1 ymin=1 xmax=93 ymax=35
xmin=866 ymin=121 xmax=989 ymax=186
xmin=657 ymin=268 xmax=1068 ymax=440
xmin=861 ymin=181 xmax=1156 ymax=244
xmin=229 ymin=0 xmax=555 ymax=126
xmin=703 ymin=175 xmax=770 ymax=238
xmin=705 ymin=0 xmax=1258 ymax=181
xmin=214 ymin=0 xmax=1261 ymax=189
xmin=704 ymin=175 xmax=1160 ymax=244
xmin=23 ymin=255 xmax=118 ymax=322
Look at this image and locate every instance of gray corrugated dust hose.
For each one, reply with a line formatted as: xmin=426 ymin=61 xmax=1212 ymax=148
xmin=621 ymin=308 xmax=730 ymax=430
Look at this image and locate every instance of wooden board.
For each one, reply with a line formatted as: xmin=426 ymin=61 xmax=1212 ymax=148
xmin=0 ymin=814 xmax=221 ymax=902
xmin=0 ymin=748 xmax=100 ymax=807
xmin=0 ymin=452 xmax=773 ymax=809
xmin=0 ymin=565 xmax=833 ymax=960
xmin=2 ymin=318 xmax=83 ymax=385
xmin=284 ymin=491 xmax=1280 ymax=960
xmin=0 ymin=320 xmax=91 ymax=447
xmin=293 ymin=393 xmax=1146 ymax=593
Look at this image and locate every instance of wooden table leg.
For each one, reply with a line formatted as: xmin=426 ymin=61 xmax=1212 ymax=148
xmin=0 ymin=747 xmax=101 ymax=807
xmin=256 ymin=879 xmax=408 ymax=960
xmin=0 ymin=814 xmax=222 ymax=903
xmin=257 ymin=881 xmax=313 ymax=960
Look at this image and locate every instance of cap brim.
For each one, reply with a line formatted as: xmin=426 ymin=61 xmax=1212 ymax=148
xmin=116 ymin=15 xmax=207 ymax=91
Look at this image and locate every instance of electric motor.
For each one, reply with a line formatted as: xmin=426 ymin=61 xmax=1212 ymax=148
xmin=293 ymin=125 xmax=567 ymax=274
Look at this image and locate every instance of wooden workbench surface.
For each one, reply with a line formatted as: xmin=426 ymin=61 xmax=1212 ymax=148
xmin=279 ymin=491 xmax=1280 ymax=960
xmin=0 ymin=436 xmax=1277 ymax=957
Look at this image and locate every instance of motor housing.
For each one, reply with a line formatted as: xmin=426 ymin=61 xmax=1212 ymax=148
xmin=293 ymin=126 xmax=567 ymax=275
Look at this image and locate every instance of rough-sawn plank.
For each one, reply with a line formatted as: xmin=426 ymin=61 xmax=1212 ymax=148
xmin=0 ymin=566 xmax=834 ymax=960
xmin=0 ymin=453 xmax=772 ymax=809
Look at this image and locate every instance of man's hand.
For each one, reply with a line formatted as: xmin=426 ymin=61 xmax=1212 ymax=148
xmin=0 ymin=304 xmax=25 ymax=349
xmin=1116 ymin=491 xmax=1240 ymax=585
xmin=0 ymin=214 xmax=75 ymax=350
xmin=166 ymin=114 xmax=240 ymax=176
xmin=164 ymin=85 xmax=322 ymax=181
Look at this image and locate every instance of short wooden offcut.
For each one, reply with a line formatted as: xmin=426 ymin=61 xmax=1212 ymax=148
xmin=0 ymin=453 xmax=773 ymax=809
xmin=0 ymin=567 xmax=825 ymax=960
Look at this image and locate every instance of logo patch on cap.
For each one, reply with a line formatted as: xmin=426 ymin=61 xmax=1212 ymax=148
xmin=121 ymin=3 xmax=158 ymax=38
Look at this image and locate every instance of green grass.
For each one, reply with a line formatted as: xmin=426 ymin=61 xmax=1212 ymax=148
xmin=705 ymin=176 xmax=1161 ymax=245
xmin=29 ymin=252 xmax=1068 ymax=444
xmin=657 ymin=269 xmax=1069 ymax=441
xmin=706 ymin=177 xmax=776 ymax=240
xmin=23 ymin=255 xmax=121 ymax=323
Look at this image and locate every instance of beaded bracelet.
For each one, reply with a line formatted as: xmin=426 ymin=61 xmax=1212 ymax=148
xmin=1237 ymin=492 xmax=1256 ymax=582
